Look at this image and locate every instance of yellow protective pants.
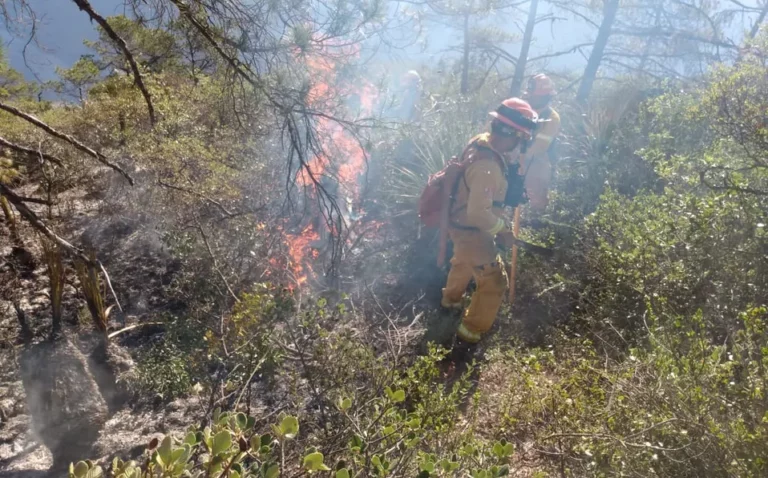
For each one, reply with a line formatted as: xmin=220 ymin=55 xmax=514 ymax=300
xmin=441 ymin=229 xmax=508 ymax=343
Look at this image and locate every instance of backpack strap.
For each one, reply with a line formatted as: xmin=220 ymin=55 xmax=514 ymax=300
xmin=448 ymin=137 xmax=508 ymax=221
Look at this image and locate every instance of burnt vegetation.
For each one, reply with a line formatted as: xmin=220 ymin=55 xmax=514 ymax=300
xmin=1 ymin=0 xmax=768 ymax=477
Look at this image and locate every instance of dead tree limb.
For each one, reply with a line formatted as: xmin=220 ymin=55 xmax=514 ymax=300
xmin=1 ymin=183 xmax=124 ymax=311
xmin=0 ymin=182 xmax=88 ymax=261
xmin=157 ymin=179 xmax=236 ymax=217
xmin=9 ymin=194 xmax=55 ymax=206
xmin=0 ymin=135 xmax=64 ymax=167
xmin=0 ymin=100 xmax=134 ymax=184
xmin=195 ymin=219 xmax=240 ymax=304
xmin=12 ymin=301 xmax=33 ymax=345
xmin=71 ymin=0 xmax=156 ymax=126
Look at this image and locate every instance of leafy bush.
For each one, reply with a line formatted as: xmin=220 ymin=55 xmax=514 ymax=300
xmin=131 ymin=341 xmax=194 ymax=402
xmin=72 ymin=351 xmax=519 ymax=478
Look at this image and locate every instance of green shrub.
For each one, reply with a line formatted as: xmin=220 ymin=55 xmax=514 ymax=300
xmin=72 ymin=349 xmax=519 ymax=478
xmin=131 ymin=341 xmax=193 ymax=402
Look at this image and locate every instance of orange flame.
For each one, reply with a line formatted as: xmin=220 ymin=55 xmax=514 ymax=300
xmin=282 ymin=41 xmax=379 ymax=289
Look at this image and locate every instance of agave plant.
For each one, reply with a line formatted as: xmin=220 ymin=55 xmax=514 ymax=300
xmin=386 ymin=96 xmax=485 ymax=217
xmin=75 ymin=253 xmax=113 ymax=344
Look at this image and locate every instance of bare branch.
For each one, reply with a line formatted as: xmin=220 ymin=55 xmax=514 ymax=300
xmin=158 ymin=179 xmax=243 ymax=218
xmin=10 ymin=194 xmax=55 ymax=206
xmin=195 ymin=219 xmax=240 ymax=304
xmin=0 ymin=100 xmax=134 ymax=184
xmin=71 ymin=0 xmax=156 ymax=126
xmin=529 ymin=42 xmax=594 ymax=62
xmin=0 ymin=135 xmax=64 ymax=167
xmin=0 ymin=182 xmax=88 ymax=261
xmin=612 ymin=27 xmax=739 ymax=50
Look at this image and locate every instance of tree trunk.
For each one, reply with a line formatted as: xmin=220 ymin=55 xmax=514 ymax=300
xmin=748 ymin=1 xmax=768 ymax=39
xmin=461 ymin=11 xmax=471 ymax=95
xmin=577 ymin=0 xmax=620 ymax=103
xmin=510 ymin=0 xmax=539 ymax=96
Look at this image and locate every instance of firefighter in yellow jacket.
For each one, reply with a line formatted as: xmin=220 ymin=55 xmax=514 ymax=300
xmin=440 ymin=98 xmax=540 ymax=357
xmin=521 ymin=74 xmax=560 ymax=213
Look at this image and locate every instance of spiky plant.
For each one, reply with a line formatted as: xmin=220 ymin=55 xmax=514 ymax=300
xmin=42 ymin=239 xmax=66 ymax=339
xmin=75 ymin=253 xmax=111 ymax=344
xmin=386 ymin=97 xmax=482 ymax=217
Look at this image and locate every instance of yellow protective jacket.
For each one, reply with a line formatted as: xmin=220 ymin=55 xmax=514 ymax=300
xmin=449 ymin=133 xmax=509 ymax=236
xmin=522 ymin=107 xmax=560 ymax=211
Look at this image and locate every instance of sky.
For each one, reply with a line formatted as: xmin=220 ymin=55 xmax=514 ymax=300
xmin=1 ymin=0 xmax=593 ymax=83
xmin=1 ymin=0 xmax=126 ymax=81
xmin=1 ymin=1 xmax=764 ymax=86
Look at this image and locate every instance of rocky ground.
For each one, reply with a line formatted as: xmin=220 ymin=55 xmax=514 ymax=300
xmin=0 ymin=179 xmax=201 ymax=476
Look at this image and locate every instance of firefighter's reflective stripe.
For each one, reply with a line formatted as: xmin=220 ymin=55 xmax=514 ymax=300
xmin=487 ymin=217 xmax=506 ymax=235
xmin=457 ymin=323 xmax=482 ymax=343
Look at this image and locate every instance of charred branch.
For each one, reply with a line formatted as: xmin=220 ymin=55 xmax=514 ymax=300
xmin=0 ymin=135 xmax=64 ymax=167
xmin=0 ymin=101 xmax=133 ymax=184
xmin=612 ymin=27 xmax=739 ymax=50
xmin=12 ymin=301 xmax=33 ymax=345
xmin=156 ymin=179 xmax=266 ymax=218
xmin=71 ymin=0 xmax=156 ymax=126
xmin=9 ymin=194 xmax=55 ymax=206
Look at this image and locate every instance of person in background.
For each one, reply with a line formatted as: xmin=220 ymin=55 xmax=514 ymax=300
xmin=520 ymin=74 xmax=560 ymax=214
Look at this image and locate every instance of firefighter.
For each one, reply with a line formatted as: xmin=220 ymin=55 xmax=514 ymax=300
xmin=440 ymin=98 xmax=539 ymax=358
xmin=396 ymin=70 xmax=422 ymax=122
xmin=521 ymin=74 xmax=560 ymax=213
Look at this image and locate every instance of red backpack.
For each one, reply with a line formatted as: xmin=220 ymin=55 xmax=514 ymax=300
xmin=418 ymin=136 xmax=505 ymax=267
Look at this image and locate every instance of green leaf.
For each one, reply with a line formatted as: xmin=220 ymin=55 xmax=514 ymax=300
xmin=73 ymin=461 xmax=89 ymax=478
xmin=391 ymin=389 xmax=406 ymax=403
xmin=336 ymin=469 xmax=350 ymax=478
xmin=339 ymin=397 xmax=352 ymax=411
xmin=304 ymin=452 xmax=331 ymax=472
xmin=157 ymin=436 xmax=173 ymax=467
xmin=350 ymin=434 xmax=364 ymax=452
xmin=265 ymin=463 xmax=280 ymax=478
xmin=184 ymin=432 xmax=198 ymax=447
xmin=250 ymin=436 xmax=261 ymax=453
xmin=85 ymin=465 xmax=103 ymax=478
xmin=212 ymin=430 xmax=232 ymax=456
xmin=171 ymin=446 xmax=186 ymax=464
xmin=278 ymin=415 xmax=299 ymax=439
xmin=492 ymin=441 xmax=513 ymax=458
xmin=246 ymin=416 xmax=256 ymax=430
xmin=236 ymin=413 xmax=248 ymax=430
xmin=503 ymin=443 xmax=514 ymax=456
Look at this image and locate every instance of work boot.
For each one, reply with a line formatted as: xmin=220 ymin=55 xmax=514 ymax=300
xmin=449 ymin=336 xmax=478 ymax=364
